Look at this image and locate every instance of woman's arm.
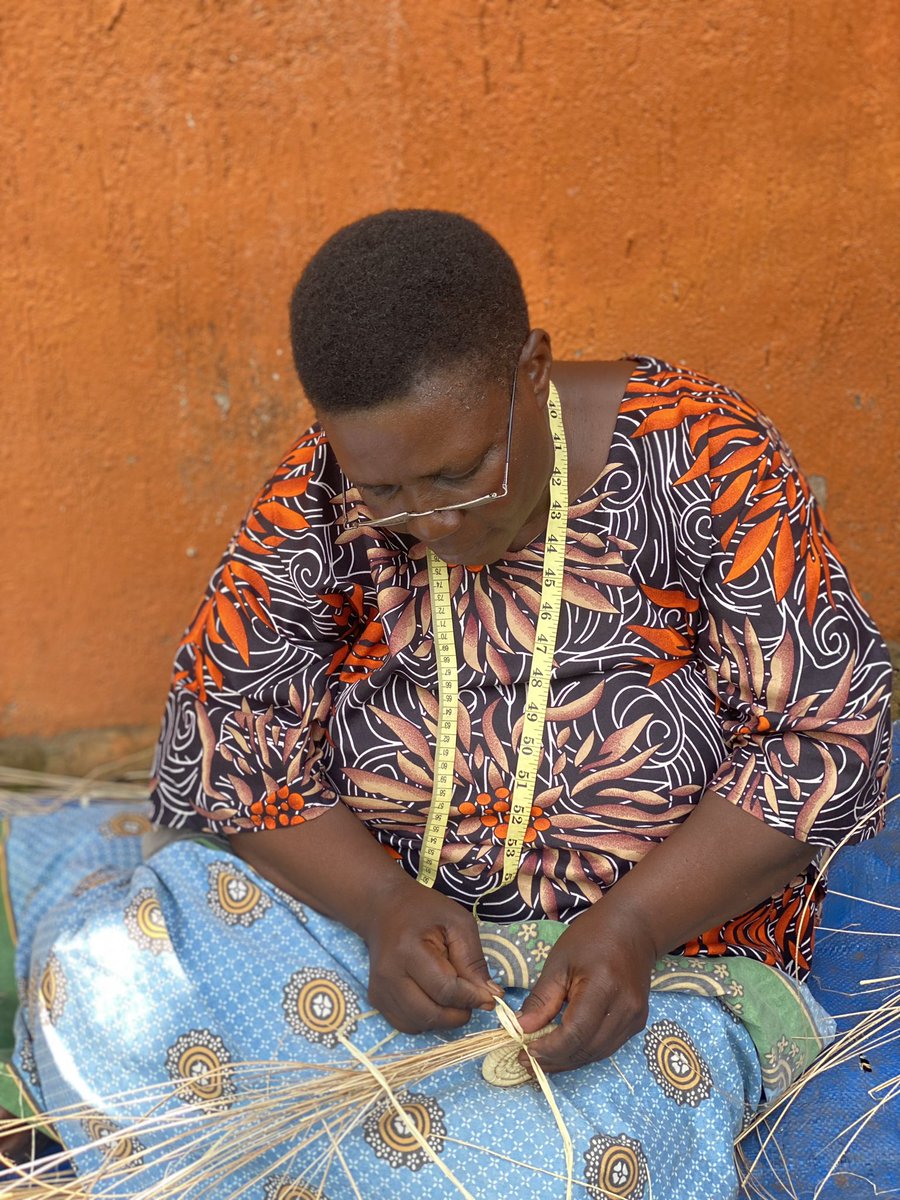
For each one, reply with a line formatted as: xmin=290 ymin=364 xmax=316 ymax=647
xmin=517 ymin=790 xmax=815 ymax=1070
xmin=231 ymin=806 xmax=500 ymax=1032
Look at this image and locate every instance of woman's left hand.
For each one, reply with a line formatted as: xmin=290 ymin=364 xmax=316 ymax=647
xmin=516 ymin=902 xmax=658 ymax=1073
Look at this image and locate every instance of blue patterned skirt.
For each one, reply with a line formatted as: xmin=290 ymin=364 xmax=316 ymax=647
xmin=1 ymin=804 xmax=775 ymax=1199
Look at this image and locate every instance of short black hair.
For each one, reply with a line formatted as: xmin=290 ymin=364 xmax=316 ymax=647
xmin=289 ymin=209 xmax=529 ymax=413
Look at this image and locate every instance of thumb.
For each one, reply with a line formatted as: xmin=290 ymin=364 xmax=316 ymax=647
xmin=444 ymin=922 xmax=503 ymax=997
xmin=517 ymin=970 xmax=568 ymax=1034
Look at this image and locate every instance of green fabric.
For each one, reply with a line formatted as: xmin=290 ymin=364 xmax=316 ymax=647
xmin=478 ymin=918 xmax=829 ymax=1099
xmin=0 ymin=818 xmax=19 ymax=1061
xmin=0 ymin=1064 xmax=37 ymax=1122
xmin=648 ymin=954 xmax=826 ymax=1097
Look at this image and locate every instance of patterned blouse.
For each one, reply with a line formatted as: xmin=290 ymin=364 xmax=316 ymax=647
xmin=151 ymin=357 xmax=892 ymax=978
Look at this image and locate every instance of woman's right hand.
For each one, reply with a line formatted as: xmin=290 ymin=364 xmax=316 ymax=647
xmin=231 ymin=804 xmax=500 ymax=1034
xmin=358 ymin=873 xmax=502 ymax=1032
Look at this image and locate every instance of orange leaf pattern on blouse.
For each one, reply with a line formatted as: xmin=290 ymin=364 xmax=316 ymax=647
xmin=151 ymin=359 xmax=891 ymax=978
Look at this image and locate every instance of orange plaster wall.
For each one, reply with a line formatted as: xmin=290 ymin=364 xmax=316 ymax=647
xmin=2 ymin=0 xmax=898 ymax=741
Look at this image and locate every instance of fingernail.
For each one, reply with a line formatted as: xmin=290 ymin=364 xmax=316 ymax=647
xmin=487 ymin=983 xmax=505 ymax=996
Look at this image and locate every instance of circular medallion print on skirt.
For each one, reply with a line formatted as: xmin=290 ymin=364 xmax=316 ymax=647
xmin=583 ymin=1132 xmax=649 ymax=1200
xmin=165 ymin=1029 xmax=236 ymax=1110
xmin=81 ymin=1114 xmax=145 ymax=1171
xmin=263 ymin=1175 xmax=324 ymax=1200
xmin=101 ymin=811 xmax=153 ymax=838
xmin=207 ymin=860 xmax=272 ymax=927
xmin=124 ymin=888 xmax=173 ymax=954
xmin=643 ymin=1019 xmax=713 ymax=1106
xmin=282 ymin=968 xmax=360 ymax=1047
xmin=363 ymin=1091 xmax=447 ymax=1171
xmin=38 ymin=953 xmax=68 ymax=1025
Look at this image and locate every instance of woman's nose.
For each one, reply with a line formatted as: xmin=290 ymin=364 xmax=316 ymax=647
xmin=406 ymin=506 xmax=464 ymax=543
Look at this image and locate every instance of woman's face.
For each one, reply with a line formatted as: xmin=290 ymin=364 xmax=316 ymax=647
xmin=321 ymin=332 xmax=554 ymax=565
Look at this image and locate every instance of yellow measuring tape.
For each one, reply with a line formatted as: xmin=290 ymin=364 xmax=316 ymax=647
xmin=418 ymin=382 xmax=568 ymax=892
xmin=420 ymin=552 xmax=459 ymax=886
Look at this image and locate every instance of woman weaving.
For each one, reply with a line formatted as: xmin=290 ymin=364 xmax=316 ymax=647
xmin=0 ymin=210 xmax=892 ymax=1198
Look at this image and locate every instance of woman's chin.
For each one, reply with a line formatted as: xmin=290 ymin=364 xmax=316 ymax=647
xmin=426 ymin=518 xmax=524 ymax=566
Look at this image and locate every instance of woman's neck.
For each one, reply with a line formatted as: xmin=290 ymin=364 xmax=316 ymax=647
xmin=552 ymin=358 xmax=634 ymax=502
xmin=506 ymin=358 xmax=633 ymax=554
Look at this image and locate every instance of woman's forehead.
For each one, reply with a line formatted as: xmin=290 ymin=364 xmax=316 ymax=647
xmin=322 ymin=366 xmax=507 ymax=485
xmin=324 ymin=384 xmax=504 ymax=482
xmin=397 ymin=356 xmax=506 ymax=414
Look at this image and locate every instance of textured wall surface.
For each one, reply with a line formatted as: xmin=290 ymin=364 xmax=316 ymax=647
xmin=2 ymin=0 xmax=898 ymax=743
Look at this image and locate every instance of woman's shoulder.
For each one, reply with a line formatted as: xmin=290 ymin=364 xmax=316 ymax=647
xmin=559 ymin=354 xmax=767 ymax=448
xmin=250 ymin=420 xmax=343 ymax=521
xmin=618 ymin=355 xmax=782 ymax=465
xmin=269 ymin=419 xmax=337 ymax=483
xmin=219 ymin=419 xmax=354 ymax=574
xmin=559 ymin=355 xmax=774 ymax=504
xmin=622 ymin=355 xmax=759 ymax=416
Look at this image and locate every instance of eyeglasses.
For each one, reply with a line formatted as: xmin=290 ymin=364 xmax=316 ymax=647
xmin=338 ymin=367 xmax=519 ymax=532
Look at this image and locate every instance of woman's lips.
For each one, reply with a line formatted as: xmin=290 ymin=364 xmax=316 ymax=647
xmin=426 ymin=521 xmax=512 ymax=565
xmin=428 ymin=545 xmax=469 ymax=564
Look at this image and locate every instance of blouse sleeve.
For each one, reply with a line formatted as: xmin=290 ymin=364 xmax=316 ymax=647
xmin=667 ymin=387 xmax=892 ymax=848
xmin=150 ymin=428 xmax=383 ymax=834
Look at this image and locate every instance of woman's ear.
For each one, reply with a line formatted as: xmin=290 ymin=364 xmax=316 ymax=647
xmin=520 ymin=329 xmax=553 ymax=406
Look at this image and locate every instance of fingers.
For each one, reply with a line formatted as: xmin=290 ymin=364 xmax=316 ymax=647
xmin=365 ymin=896 xmax=502 ymax=1033
xmin=369 ymin=970 xmax=477 ymax=1033
xmin=444 ymin=921 xmax=503 ymax=999
xmin=516 ymin=972 xmax=567 ymax=1034
xmin=368 ymin=911 xmax=497 ymax=1032
xmin=526 ymin=1012 xmax=607 ymax=1073
xmin=528 ymin=979 xmax=649 ymax=1073
xmin=413 ymin=935 xmax=498 ymax=1012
